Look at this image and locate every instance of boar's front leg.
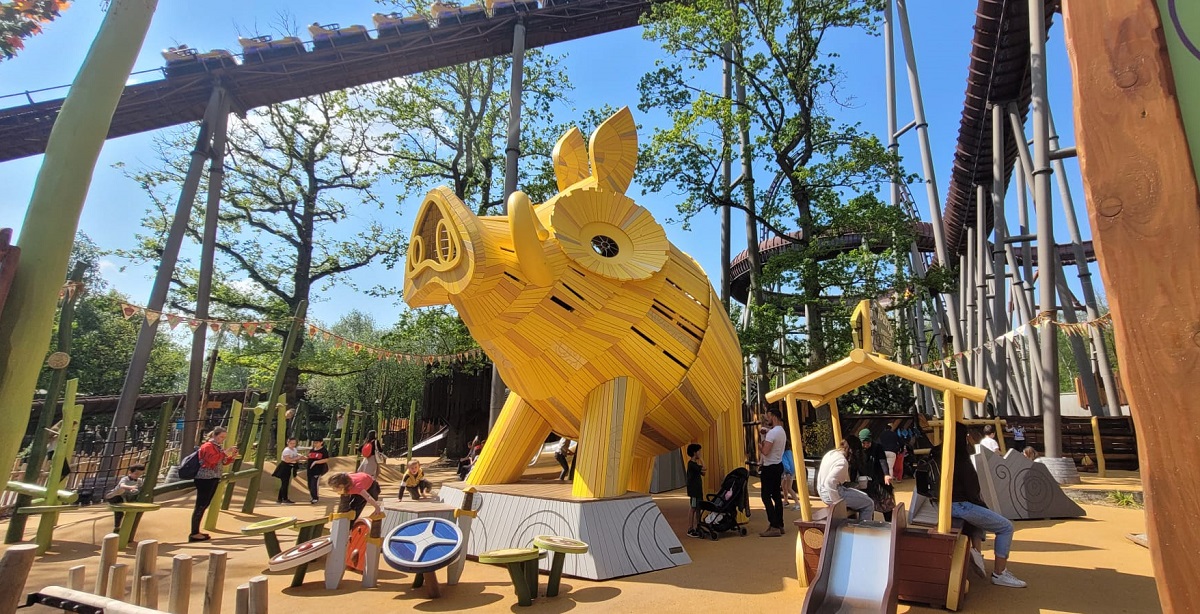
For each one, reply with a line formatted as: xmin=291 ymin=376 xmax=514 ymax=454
xmin=466 ymin=392 xmax=551 ymax=486
xmin=572 ymin=377 xmax=647 ymax=499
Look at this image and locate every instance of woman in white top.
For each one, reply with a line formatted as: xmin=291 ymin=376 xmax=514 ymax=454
xmin=816 ymin=438 xmax=875 ymax=518
xmin=274 ymin=437 xmax=302 ymax=504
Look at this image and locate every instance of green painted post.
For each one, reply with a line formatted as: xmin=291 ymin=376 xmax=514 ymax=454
xmin=407 ymin=400 xmax=417 ymax=462
xmin=0 ymin=0 xmax=161 ymax=492
xmin=35 ymin=379 xmax=82 ymax=553
xmin=337 ymin=407 xmax=350 ymax=457
xmin=5 ymin=263 xmax=87 ymax=544
xmin=222 ymin=397 xmax=259 ymax=510
xmin=275 ymin=395 xmax=288 ymax=463
xmin=206 ymin=400 xmax=242 ymax=530
xmin=243 ymin=301 xmax=306 ymax=513
xmin=138 ymin=400 xmax=175 ymax=502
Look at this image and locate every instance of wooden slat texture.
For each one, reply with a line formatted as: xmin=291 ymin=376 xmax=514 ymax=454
xmin=1064 ymin=1 xmax=1200 ymax=610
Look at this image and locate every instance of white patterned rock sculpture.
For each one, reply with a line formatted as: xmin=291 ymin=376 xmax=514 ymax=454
xmin=970 ymin=446 xmax=1085 ymax=520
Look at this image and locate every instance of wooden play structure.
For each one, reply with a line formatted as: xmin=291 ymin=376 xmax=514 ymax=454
xmin=404 ymin=107 xmax=744 ymax=500
xmin=9 ymin=532 xmax=255 ymax=614
xmin=768 ymin=305 xmax=989 ymax=611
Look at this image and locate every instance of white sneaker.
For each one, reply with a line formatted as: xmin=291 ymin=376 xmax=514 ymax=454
xmin=969 ymin=548 xmax=986 ymax=578
xmin=991 ymin=569 xmax=1027 ymax=588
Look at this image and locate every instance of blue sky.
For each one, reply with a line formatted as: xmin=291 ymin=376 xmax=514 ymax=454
xmin=0 ymin=0 xmax=1095 ymax=332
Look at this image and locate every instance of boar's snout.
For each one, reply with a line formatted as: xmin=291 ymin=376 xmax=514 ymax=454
xmin=403 ymin=187 xmax=478 ymax=308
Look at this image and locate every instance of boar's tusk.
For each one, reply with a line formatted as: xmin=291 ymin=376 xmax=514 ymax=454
xmin=509 ymin=191 xmax=554 ymax=287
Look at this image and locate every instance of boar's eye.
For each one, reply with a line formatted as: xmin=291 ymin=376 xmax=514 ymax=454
xmin=590 ymin=235 xmax=620 ymax=258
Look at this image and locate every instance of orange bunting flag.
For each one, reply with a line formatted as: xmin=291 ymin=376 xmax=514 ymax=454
xmin=209 ymin=322 xmax=222 ymax=333
xmin=145 ymin=310 xmax=161 ymax=325
xmin=308 ymin=324 xmax=318 ymax=337
xmin=323 ymin=331 xmax=333 ymax=342
xmin=187 ymin=319 xmax=202 ymax=332
xmin=122 ymin=303 xmax=138 ymax=319
xmin=226 ymin=322 xmax=242 ymax=335
xmin=243 ymin=322 xmax=258 ymax=336
xmin=334 ymin=337 xmax=344 ymax=348
xmin=262 ymin=323 xmax=274 ymax=334
xmin=166 ymin=314 xmax=183 ymax=329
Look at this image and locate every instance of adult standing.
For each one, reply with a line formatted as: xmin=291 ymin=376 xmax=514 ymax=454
xmin=757 ymin=408 xmax=787 ymax=537
xmin=191 ymin=427 xmax=237 ymax=542
xmin=1007 ymin=423 xmax=1026 ymax=452
xmin=878 ymin=424 xmax=903 ymax=480
xmin=305 ymin=439 xmax=331 ymax=503
xmin=273 ymin=437 xmax=301 ymax=505
xmin=554 ymin=437 xmax=574 ymax=481
xmin=358 ymin=430 xmax=380 ymax=478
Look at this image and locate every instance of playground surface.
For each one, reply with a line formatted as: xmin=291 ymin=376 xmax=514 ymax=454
xmin=3 ymin=457 xmax=1159 ymax=613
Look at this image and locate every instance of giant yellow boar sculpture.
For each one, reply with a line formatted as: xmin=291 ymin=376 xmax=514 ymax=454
xmin=404 ymin=108 xmax=744 ymax=498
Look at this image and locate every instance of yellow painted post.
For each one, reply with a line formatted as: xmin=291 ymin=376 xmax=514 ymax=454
xmin=1090 ymin=416 xmax=1106 ymax=478
xmin=937 ymin=390 xmax=959 ymax=534
xmin=275 ymin=395 xmax=287 ymax=464
xmin=994 ymin=417 xmax=1007 ymax=455
xmin=205 ymin=400 xmax=242 ymax=531
xmin=828 ymin=398 xmax=844 ymax=448
xmin=784 ymin=394 xmax=811 ymax=589
xmin=784 ymin=395 xmax=812 ymax=523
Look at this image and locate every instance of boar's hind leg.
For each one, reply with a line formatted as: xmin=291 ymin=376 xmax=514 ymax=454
xmin=466 ymin=393 xmax=551 ymax=486
xmin=573 ymin=377 xmax=648 ymax=499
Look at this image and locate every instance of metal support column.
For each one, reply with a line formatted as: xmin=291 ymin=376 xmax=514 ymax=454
xmin=895 ymin=0 xmax=968 ymax=383
xmin=183 ymin=88 xmax=230 ymax=452
xmin=1053 ymin=259 xmax=1103 ymax=416
xmin=989 ymin=104 xmax=1009 ymax=416
xmin=101 ymin=87 xmax=224 ymax=482
xmin=488 ymin=21 xmax=527 ymax=430
xmin=1047 ymin=112 xmax=1122 ymax=416
xmin=1028 ymin=0 xmax=1062 ymax=458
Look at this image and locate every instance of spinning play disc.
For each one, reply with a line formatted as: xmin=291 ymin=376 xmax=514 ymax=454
xmin=382 ymin=517 xmax=463 ymax=574
xmin=268 ymin=536 xmax=333 ymax=572
xmin=346 ymin=517 xmax=372 ymax=572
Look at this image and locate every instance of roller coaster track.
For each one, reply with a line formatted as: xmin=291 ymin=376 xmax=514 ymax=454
xmin=0 ymin=0 xmax=648 ymax=163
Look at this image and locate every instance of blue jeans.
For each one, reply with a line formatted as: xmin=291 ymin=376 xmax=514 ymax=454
xmin=821 ymin=485 xmax=874 ymax=518
xmin=951 ymin=501 xmax=1014 ymax=558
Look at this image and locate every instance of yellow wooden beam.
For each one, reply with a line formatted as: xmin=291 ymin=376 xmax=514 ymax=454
xmin=850 ymin=350 xmax=988 ymax=403
xmin=936 ymin=390 xmax=959 ymax=535
xmin=1091 ymin=416 xmax=1106 ymax=478
xmin=785 ymin=394 xmax=811 ymax=589
xmin=828 ymin=398 xmax=844 ymax=449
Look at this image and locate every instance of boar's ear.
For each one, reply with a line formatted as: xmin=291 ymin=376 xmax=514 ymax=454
xmin=588 ymin=107 xmax=637 ymax=194
xmin=552 ymin=127 xmax=590 ymax=192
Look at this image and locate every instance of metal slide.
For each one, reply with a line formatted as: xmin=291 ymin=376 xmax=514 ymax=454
xmin=802 ymin=502 xmax=904 ymax=614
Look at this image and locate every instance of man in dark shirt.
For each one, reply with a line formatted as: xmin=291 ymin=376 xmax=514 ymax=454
xmin=685 ymin=443 xmax=705 ymax=539
xmin=878 ymin=424 xmax=903 ymax=480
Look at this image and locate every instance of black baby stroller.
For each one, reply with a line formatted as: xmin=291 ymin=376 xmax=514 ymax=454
xmin=697 ymin=467 xmax=751 ymax=540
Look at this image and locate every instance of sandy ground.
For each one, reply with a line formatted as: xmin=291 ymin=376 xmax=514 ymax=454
xmin=2 ymin=457 xmax=1159 ymax=613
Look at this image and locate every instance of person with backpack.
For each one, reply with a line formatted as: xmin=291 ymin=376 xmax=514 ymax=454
xmin=358 ymin=430 xmax=380 ymax=478
xmin=188 ymin=427 xmax=237 ymax=542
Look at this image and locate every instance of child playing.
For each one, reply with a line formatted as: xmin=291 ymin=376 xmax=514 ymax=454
xmin=326 ymin=471 xmax=382 ymax=520
xmin=399 ymin=460 xmax=434 ymax=500
xmin=781 ymin=448 xmax=800 ymax=510
xmin=685 ymin=444 xmax=705 ymax=538
xmin=106 ymin=464 xmax=146 ymax=532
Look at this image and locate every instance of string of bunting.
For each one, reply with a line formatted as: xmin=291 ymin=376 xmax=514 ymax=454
xmin=910 ymin=312 xmax=1114 ymax=371
xmin=117 ymin=302 xmax=486 ymax=366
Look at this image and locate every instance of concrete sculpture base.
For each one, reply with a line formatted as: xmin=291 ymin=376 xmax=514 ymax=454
xmin=439 ymin=482 xmax=690 ymax=580
xmin=971 ymin=448 xmax=1085 ymax=520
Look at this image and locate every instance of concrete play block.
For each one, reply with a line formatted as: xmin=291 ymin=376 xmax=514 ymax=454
xmin=971 ymin=447 xmax=1085 ymax=520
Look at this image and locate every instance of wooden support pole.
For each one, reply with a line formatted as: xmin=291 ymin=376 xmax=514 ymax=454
xmin=937 ymin=390 xmax=959 ymax=534
xmin=1064 ymin=1 xmax=1200 ymax=607
xmin=138 ymin=400 xmax=175 ymax=502
xmin=202 ymin=551 xmax=227 ymax=614
xmin=139 ymin=575 xmax=158 ymax=609
xmin=108 ymin=563 xmax=128 ymax=602
xmin=37 ymin=379 xmax=82 ymax=553
xmin=0 ymin=544 xmax=37 ymax=613
xmin=784 ymin=394 xmax=810 ymax=590
xmin=234 ymin=584 xmax=249 ymax=614
xmin=168 ymin=554 xmax=192 ymax=614
xmin=828 ymin=398 xmax=843 ymax=448
xmin=247 ymin=576 xmax=268 ymax=614
xmin=68 ymin=565 xmax=86 ymax=591
xmin=132 ymin=539 xmax=158 ymax=605
xmin=97 ymin=532 xmax=120 ymax=596
xmin=222 ymin=399 xmax=258 ymax=510
xmin=1090 ymin=416 xmax=1106 ymax=478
